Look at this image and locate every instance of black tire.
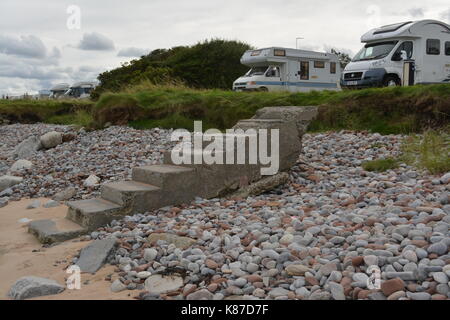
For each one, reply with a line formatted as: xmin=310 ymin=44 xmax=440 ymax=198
xmin=383 ymin=75 xmax=401 ymax=87
xmin=258 ymin=87 xmax=268 ymax=92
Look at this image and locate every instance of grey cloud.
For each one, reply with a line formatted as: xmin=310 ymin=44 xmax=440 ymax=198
xmin=440 ymin=9 xmax=450 ymax=23
xmin=117 ymin=47 xmax=149 ymax=57
xmin=77 ymin=32 xmax=115 ymax=51
xmin=408 ymin=8 xmax=425 ymax=18
xmin=0 ymin=34 xmax=47 ymax=58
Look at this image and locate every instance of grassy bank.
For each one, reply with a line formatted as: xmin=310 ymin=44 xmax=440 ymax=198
xmin=93 ymin=83 xmax=450 ymax=133
xmin=1 ymin=83 xmax=450 ymax=134
xmin=0 ymin=99 xmax=93 ymax=127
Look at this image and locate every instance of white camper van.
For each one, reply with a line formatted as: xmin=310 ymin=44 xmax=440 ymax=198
xmin=63 ymin=82 xmax=97 ymax=99
xmin=233 ymin=47 xmax=341 ymax=92
xmin=49 ymin=83 xmax=70 ymax=99
xmin=341 ymin=20 xmax=450 ymax=89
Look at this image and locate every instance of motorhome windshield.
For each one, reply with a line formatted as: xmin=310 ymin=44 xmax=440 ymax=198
xmin=245 ymin=66 xmax=269 ymax=76
xmin=352 ymin=41 xmax=398 ymax=61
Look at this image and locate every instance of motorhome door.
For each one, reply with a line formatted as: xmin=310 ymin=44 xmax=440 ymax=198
xmin=391 ymin=41 xmax=414 ymax=85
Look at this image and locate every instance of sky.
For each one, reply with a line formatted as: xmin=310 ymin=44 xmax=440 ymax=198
xmin=0 ymin=0 xmax=449 ymax=95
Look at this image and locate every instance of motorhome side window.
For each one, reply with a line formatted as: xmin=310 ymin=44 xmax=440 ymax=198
xmin=300 ymin=61 xmax=309 ymax=80
xmin=446 ymin=42 xmax=450 ymax=56
xmin=392 ymin=41 xmax=413 ymax=60
xmin=330 ymin=62 xmax=336 ymax=74
xmin=266 ymin=66 xmax=280 ymax=77
xmin=426 ymin=39 xmax=440 ymax=55
xmin=314 ymin=61 xmax=325 ymax=68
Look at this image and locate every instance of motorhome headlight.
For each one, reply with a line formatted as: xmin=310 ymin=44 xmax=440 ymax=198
xmin=371 ymin=59 xmax=386 ymax=68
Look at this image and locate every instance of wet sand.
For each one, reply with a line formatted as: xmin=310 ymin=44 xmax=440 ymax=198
xmin=0 ymin=198 xmax=133 ymax=300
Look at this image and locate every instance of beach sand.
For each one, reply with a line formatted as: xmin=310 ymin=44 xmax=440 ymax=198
xmin=0 ymin=198 xmax=133 ymax=300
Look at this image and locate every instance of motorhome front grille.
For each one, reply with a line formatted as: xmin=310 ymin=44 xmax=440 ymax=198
xmin=344 ymin=72 xmax=363 ymax=80
xmin=235 ymin=82 xmax=247 ymax=86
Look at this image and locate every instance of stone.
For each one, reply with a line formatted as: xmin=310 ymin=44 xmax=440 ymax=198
xmin=268 ymin=287 xmax=290 ymax=298
xmin=440 ymin=172 xmax=450 ymax=184
xmin=26 ymin=200 xmax=40 ymax=209
xmin=363 ymin=255 xmax=378 ymax=266
xmin=145 ymin=274 xmax=184 ymax=295
xmin=136 ymin=271 xmax=152 ymax=279
xmin=11 ymin=136 xmax=41 ymax=159
xmin=406 ymin=292 xmax=431 ymax=300
xmin=76 ymin=238 xmax=117 ymax=274
xmin=285 ymin=264 xmax=310 ymax=276
xmin=329 ymin=282 xmax=345 ymax=300
xmin=0 ymin=197 xmax=8 ymax=208
xmin=43 ymin=200 xmax=60 ymax=208
xmin=111 ymin=279 xmax=126 ymax=293
xmin=8 ymin=276 xmax=64 ymax=300
xmin=40 ymin=131 xmax=63 ymax=149
xmin=353 ymin=273 xmax=369 ymax=283
xmin=432 ymin=272 xmax=449 ymax=284
xmin=83 ymin=175 xmax=100 ymax=187
xmin=0 ymin=175 xmax=23 ymax=192
xmin=351 ymin=256 xmax=364 ymax=267
xmin=403 ymin=250 xmax=418 ymax=263
xmin=10 ymin=159 xmax=33 ymax=171
xmin=52 ymin=187 xmax=77 ymax=201
xmin=387 ymin=291 xmax=406 ymax=300
xmin=308 ymin=290 xmax=332 ymax=300
xmin=427 ymin=242 xmax=448 ymax=256
xmin=381 ymin=278 xmax=405 ymax=296
xmin=186 ymin=289 xmax=214 ymax=300
xmin=147 ymin=233 xmax=196 ymax=249
xmin=143 ymin=248 xmax=158 ymax=262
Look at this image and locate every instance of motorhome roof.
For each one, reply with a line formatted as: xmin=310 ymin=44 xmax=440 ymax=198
xmin=361 ymin=19 xmax=450 ymax=43
xmin=70 ymin=82 xmax=96 ymax=88
xmin=50 ymin=83 xmax=70 ymax=91
xmin=241 ymin=47 xmax=337 ymax=66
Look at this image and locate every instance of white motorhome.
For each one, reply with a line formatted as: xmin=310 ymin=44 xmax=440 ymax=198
xmin=63 ymin=82 xmax=97 ymax=99
xmin=341 ymin=20 xmax=450 ymax=88
xmin=233 ymin=47 xmax=341 ymax=92
xmin=49 ymin=83 xmax=70 ymax=99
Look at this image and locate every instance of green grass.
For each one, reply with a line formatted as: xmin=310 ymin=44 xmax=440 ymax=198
xmin=2 ymin=83 xmax=450 ymax=135
xmin=400 ymin=130 xmax=450 ymax=174
xmin=362 ymin=158 xmax=400 ymax=172
xmin=0 ymin=98 xmax=93 ymax=124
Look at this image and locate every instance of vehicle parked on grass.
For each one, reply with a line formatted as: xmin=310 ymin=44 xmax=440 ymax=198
xmin=63 ymin=82 xmax=97 ymax=99
xmin=233 ymin=47 xmax=341 ymax=92
xmin=49 ymin=83 xmax=70 ymax=99
xmin=341 ymin=20 xmax=450 ymax=89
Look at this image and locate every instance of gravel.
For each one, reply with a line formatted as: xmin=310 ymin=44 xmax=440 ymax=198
xmin=2 ymin=125 xmax=449 ymax=300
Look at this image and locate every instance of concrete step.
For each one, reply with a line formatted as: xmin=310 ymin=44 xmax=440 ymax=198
xmin=101 ymin=180 xmax=162 ymax=212
xmin=28 ymin=218 xmax=87 ymax=244
xmin=66 ymin=198 xmax=124 ymax=230
xmin=132 ymin=165 xmax=199 ymax=204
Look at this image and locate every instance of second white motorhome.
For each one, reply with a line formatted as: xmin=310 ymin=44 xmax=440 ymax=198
xmin=63 ymin=82 xmax=97 ymax=99
xmin=233 ymin=47 xmax=341 ymax=92
xmin=341 ymin=20 xmax=450 ymax=88
xmin=49 ymin=83 xmax=70 ymax=99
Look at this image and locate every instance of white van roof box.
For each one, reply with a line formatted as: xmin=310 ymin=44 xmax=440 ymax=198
xmin=361 ymin=19 xmax=450 ymax=42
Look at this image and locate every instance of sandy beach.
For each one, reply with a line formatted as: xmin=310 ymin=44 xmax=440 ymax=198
xmin=0 ymin=198 xmax=131 ymax=300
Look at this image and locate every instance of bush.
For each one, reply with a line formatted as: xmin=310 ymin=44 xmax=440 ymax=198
xmin=91 ymin=39 xmax=253 ymax=99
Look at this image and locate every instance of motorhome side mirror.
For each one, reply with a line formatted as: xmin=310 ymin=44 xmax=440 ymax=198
xmin=392 ymin=52 xmax=402 ymax=61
